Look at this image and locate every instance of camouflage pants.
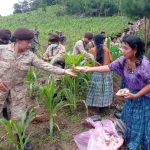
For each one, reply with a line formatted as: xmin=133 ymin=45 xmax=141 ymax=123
xmin=0 ymin=84 xmax=33 ymax=120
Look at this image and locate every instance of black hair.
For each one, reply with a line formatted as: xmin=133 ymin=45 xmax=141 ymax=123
xmin=122 ymin=35 xmax=145 ymax=64
xmin=116 ymin=33 xmax=122 ymax=37
xmin=101 ymin=31 xmax=106 ymax=34
xmin=48 ymin=34 xmax=60 ymax=43
xmin=0 ymin=29 xmax=11 ymax=44
xmin=94 ymin=34 xmax=105 ymax=64
xmin=128 ymin=22 xmax=133 ymax=25
xmin=10 ymin=36 xmax=16 ymax=43
xmin=124 ymin=28 xmax=129 ymax=32
xmin=111 ymin=36 xmax=117 ymax=41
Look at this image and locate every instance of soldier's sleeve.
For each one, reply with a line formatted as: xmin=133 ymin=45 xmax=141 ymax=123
xmin=54 ymin=45 xmax=66 ymax=60
xmin=42 ymin=46 xmax=51 ymax=59
xmin=73 ymin=41 xmax=86 ymax=55
xmin=77 ymin=42 xmax=87 ymax=54
xmin=0 ymin=45 xmax=6 ymax=58
xmin=32 ymin=54 xmax=65 ymax=75
xmin=77 ymin=42 xmax=93 ymax=58
xmin=50 ymin=46 xmax=66 ymax=65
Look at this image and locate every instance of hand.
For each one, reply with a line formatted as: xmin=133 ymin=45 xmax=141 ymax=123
xmin=124 ymin=92 xmax=137 ymax=99
xmin=65 ymin=69 xmax=77 ymax=77
xmin=74 ymin=66 xmax=89 ymax=72
xmin=42 ymin=56 xmax=49 ymax=61
xmin=0 ymin=81 xmax=8 ymax=92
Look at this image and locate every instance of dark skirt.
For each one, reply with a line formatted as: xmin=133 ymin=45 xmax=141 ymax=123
xmin=86 ymin=72 xmax=113 ymax=107
xmin=121 ymin=93 xmax=150 ymax=150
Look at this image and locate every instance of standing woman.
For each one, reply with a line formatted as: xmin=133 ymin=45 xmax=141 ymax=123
xmin=75 ymin=35 xmax=150 ymax=150
xmin=87 ymin=34 xmax=113 ymax=114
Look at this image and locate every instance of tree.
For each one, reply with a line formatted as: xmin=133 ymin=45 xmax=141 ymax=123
xmin=29 ymin=0 xmax=41 ymax=10
xmin=13 ymin=3 xmax=22 ymax=14
xmin=61 ymin=0 xmax=119 ymax=17
xmin=21 ymin=0 xmax=30 ymax=12
xmin=121 ymin=0 xmax=150 ymax=48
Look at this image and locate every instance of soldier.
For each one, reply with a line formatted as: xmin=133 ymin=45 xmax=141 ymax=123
xmin=42 ymin=34 xmax=66 ymax=68
xmin=73 ymin=32 xmax=94 ymax=56
xmin=0 ymin=28 xmax=76 ymax=120
xmin=42 ymin=34 xmax=66 ymax=85
xmin=30 ymin=28 xmax=40 ymax=53
xmin=0 ymin=29 xmax=12 ymax=119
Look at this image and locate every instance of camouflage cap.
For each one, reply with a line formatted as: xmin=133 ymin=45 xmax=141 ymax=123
xmin=13 ymin=28 xmax=34 ymax=40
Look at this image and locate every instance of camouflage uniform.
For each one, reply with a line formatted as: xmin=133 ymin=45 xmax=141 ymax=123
xmin=73 ymin=40 xmax=94 ymax=56
xmin=43 ymin=43 xmax=66 ymax=84
xmin=43 ymin=43 xmax=66 ymax=67
xmin=30 ymin=29 xmax=39 ymax=53
xmin=0 ymin=44 xmax=65 ymax=120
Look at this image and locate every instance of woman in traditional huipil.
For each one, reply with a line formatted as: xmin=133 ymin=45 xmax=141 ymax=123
xmin=75 ymin=35 xmax=150 ymax=150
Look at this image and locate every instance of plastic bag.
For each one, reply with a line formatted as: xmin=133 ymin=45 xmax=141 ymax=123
xmin=74 ymin=118 xmax=124 ymax=150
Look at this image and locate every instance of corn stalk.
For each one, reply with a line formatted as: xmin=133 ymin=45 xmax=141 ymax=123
xmin=0 ymin=108 xmax=35 ymax=150
xmin=39 ymin=79 xmax=69 ymax=136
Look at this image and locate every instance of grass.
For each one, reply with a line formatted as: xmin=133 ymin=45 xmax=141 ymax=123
xmin=70 ymin=113 xmax=82 ymax=123
xmin=0 ymin=5 xmax=129 ymax=55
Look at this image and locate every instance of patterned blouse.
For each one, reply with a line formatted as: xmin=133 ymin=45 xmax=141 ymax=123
xmin=108 ymin=56 xmax=150 ymax=98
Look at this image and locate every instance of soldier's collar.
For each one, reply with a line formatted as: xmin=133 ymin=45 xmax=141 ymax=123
xmin=8 ymin=43 xmax=29 ymax=56
xmin=24 ymin=50 xmax=29 ymax=55
xmin=8 ymin=43 xmax=14 ymax=52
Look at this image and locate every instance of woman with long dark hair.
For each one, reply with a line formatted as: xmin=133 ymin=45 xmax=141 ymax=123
xmin=75 ymin=35 xmax=150 ymax=150
xmin=87 ymin=34 xmax=113 ymax=114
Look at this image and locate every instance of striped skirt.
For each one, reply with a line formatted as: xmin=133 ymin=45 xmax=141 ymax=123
xmin=121 ymin=92 xmax=150 ymax=150
xmin=86 ymin=72 xmax=113 ymax=107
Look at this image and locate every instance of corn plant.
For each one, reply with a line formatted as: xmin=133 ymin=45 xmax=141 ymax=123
xmin=26 ymin=67 xmax=41 ymax=107
xmin=61 ymin=54 xmax=93 ymax=113
xmin=64 ymin=53 xmax=96 ymax=68
xmin=0 ymin=108 xmax=35 ymax=150
xmin=106 ymin=37 xmax=111 ymax=50
xmin=61 ymin=74 xmax=89 ymax=113
xmin=39 ymin=79 xmax=69 ymax=136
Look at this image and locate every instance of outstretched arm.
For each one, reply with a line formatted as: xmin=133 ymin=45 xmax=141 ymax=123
xmin=74 ymin=65 xmax=110 ymax=73
xmin=32 ymin=54 xmax=76 ymax=77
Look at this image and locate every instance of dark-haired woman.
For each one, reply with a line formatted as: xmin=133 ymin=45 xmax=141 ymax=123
xmin=87 ymin=34 xmax=113 ymax=114
xmin=75 ymin=35 xmax=150 ymax=150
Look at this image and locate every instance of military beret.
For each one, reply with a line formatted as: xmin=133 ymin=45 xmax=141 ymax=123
xmin=0 ymin=29 xmax=11 ymax=41
xmin=13 ymin=28 xmax=34 ymax=40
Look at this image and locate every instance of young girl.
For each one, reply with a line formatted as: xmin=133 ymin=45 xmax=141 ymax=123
xmin=75 ymin=35 xmax=150 ymax=150
xmin=87 ymin=34 xmax=113 ymax=114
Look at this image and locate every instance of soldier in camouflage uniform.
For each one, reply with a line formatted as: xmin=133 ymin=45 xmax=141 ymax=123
xmin=30 ymin=28 xmax=40 ymax=53
xmin=73 ymin=32 xmax=94 ymax=56
xmin=0 ymin=29 xmax=12 ymax=119
xmin=42 ymin=34 xmax=66 ymax=84
xmin=0 ymin=28 xmax=76 ymax=120
xmin=43 ymin=34 xmax=66 ymax=68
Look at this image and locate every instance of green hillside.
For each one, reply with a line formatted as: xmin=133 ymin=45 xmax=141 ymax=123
xmin=0 ymin=5 xmax=128 ymax=54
